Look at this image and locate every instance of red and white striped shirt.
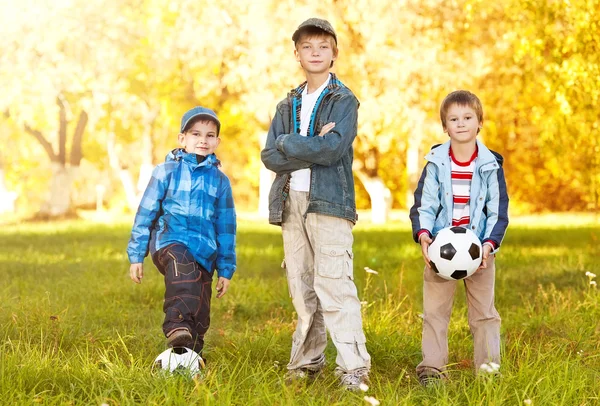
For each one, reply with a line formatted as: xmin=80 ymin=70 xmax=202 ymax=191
xmin=450 ymin=147 xmax=478 ymax=227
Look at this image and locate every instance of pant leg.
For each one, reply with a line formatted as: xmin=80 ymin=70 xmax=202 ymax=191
xmin=464 ymin=255 xmax=501 ymax=371
xmin=416 ymin=265 xmax=458 ymax=378
xmin=282 ymin=191 xmax=327 ymax=371
xmin=307 ymin=212 xmax=371 ymax=373
xmin=153 ymin=244 xmax=206 ymax=349
xmin=191 ymin=266 xmax=213 ymax=354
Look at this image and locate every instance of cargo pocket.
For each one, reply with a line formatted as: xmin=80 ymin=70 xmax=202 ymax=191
xmin=166 ymin=307 xmax=184 ymax=324
xmin=334 ymin=331 xmax=370 ymax=367
xmin=317 ymin=245 xmax=349 ymax=279
xmin=167 ymin=251 xmax=201 ymax=284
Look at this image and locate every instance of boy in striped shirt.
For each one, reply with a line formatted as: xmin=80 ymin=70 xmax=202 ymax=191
xmin=409 ymin=90 xmax=509 ymax=385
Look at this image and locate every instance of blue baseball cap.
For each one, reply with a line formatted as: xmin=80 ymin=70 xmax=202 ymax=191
xmin=180 ymin=106 xmax=221 ymax=135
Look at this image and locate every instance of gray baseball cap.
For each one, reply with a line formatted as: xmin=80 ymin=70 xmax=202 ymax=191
xmin=180 ymin=106 xmax=221 ymax=135
xmin=292 ymin=18 xmax=337 ymax=45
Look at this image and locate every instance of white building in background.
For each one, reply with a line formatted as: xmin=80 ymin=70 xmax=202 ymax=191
xmin=0 ymin=169 xmax=17 ymax=213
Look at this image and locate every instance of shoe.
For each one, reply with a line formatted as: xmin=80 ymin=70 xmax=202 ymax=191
xmin=418 ymin=371 xmax=443 ymax=387
xmin=166 ymin=328 xmax=193 ymax=348
xmin=284 ymin=368 xmax=321 ymax=384
xmin=339 ymin=368 xmax=369 ymax=391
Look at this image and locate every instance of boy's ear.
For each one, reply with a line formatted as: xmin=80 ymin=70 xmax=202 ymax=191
xmin=177 ymin=133 xmax=185 ymax=146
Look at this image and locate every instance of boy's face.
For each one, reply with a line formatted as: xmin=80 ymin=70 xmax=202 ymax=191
xmin=294 ymin=35 xmax=337 ymax=74
xmin=443 ymin=103 xmax=482 ymax=145
xmin=178 ymin=120 xmax=220 ymax=156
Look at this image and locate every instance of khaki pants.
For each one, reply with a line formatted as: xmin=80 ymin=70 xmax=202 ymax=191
xmin=282 ymin=190 xmax=371 ymax=373
xmin=417 ymin=256 xmax=501 ymax=377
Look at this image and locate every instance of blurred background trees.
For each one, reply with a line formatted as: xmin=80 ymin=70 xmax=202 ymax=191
xmin=0 ymin=0 xmax=598 ymax=219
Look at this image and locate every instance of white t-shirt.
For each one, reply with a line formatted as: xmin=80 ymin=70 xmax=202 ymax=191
xmin=290 ymin=75 xmax=331 ymax=192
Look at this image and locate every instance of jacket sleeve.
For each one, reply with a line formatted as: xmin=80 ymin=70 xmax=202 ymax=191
xmin=409 ymin=162 xmax=441 ymax=242
xmin=127 ymin=165 xmax=168 ymax=263
xmin=214 ymin=177 xmax=237 ymax=279
xmin=275 ymin=94 xmax=358 ymax=167
xmin=482 ymin=166 xmax=509 ymax=252
xmin=261 ymin=104 xmax=313 ymax=174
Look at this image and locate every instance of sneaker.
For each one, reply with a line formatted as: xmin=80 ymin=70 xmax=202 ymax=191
xmin=166 ymin=328 xmax=193 ymax=348
xmin=418 ymin=371 xmax=443 ymax=387
xmin=339 ymin=369 xmax=369 ymax=391
xmin=284 ymin=368 xmax=321 ymax=384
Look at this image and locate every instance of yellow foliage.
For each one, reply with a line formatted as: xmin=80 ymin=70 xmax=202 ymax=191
xmin=0 ymin=0 xmax=599 ymax=214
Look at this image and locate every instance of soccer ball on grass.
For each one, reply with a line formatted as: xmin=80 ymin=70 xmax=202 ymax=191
xmin=153 ymin=347 xmax=204 ymax=377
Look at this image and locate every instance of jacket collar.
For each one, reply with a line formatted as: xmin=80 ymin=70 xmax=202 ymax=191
xmin=425 ymin=140 xmax=498 ymax=171
xmin=289 ymin=73 xmax=343 ymax=99
xmin=166 ymin=148 xmax=220 ymax=167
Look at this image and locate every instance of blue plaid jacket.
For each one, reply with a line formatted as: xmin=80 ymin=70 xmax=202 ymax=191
xmin=127 ymin=149 xmax=237 ymax=279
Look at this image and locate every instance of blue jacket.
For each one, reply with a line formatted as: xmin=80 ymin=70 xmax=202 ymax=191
xmin=409 ymin=140 xmax=509 ymax=252
xmin=261 ymin=74 xmax=359 ymax=225
xmin=127 ymin=149 xmax=237 ymax=279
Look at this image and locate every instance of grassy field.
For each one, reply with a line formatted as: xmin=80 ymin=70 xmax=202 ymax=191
xmin=0 ymin=217 xmax=599 ymax=405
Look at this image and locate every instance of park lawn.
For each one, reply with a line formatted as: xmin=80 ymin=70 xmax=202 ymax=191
xmin=0 ymin=218 xmax=599 ymax=405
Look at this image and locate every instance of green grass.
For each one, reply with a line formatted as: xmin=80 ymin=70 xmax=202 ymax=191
xmin=0 ymin=219 xmax=599 ymax=405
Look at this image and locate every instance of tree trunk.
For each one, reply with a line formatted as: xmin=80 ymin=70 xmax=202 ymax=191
xmin=406 ymin=136 xmax=421 ymax=210
xmin=107 ymin=132 xmax=139 ymax=211
xmin=107 ymin=104 xmax=159 ymax=211
xmin=21 ymin=97 xmax=88 ymax=218
xmin=406 ymin=110 xmax=425 ymax=209
xmin=258 ymin=132 xmax=272 ymax=218
xmin=356 ymin=170 xmax=392 ymax=224
xmin=39 ymin=162 xmax=77 ymax=216
xmin=136 ymin=105 xmax=160 ymax=195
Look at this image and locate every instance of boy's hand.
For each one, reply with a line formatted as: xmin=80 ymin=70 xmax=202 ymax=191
xmin=318 ymin=122 xmax=335 ymax=137
xmin=419 ymin=233 xmax=433 ymax=268
xmin=130 ymin=263 xmax=144 ymax=284
xmin=216 ymin=277 xmax=230 ymax=298
xmin=478 ymin=244 xmax=493 ymax=271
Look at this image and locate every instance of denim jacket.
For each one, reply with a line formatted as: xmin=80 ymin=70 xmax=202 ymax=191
xmin=409 ymin=140 xmax=509 ymax=253
xmin=261 ymin=74 xmax=359 ymax=225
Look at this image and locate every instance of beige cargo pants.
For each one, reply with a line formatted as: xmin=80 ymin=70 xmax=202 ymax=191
xmin=417 ymin=256 xmax=501 ymax=378
xmin=282 ymin=190 xmax=371 ymax=373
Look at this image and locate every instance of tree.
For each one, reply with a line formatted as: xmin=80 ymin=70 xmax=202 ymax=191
xmin=0 ymin=0 xmax=133 ymax=217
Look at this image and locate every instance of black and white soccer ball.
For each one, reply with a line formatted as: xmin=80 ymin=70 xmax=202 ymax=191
xmin=427 ymin=226 xmax=482 ymax=280
xmin=153 ymin=347 xmax=204 ymax=377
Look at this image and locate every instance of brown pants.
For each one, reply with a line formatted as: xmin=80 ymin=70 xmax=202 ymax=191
xmin=152 ymin=243 xmax=213 ymax=354
xmin=282 ymin=190 xmax=371 ymax=373
xmin=417 ymin=256 xmax=501 ymax=378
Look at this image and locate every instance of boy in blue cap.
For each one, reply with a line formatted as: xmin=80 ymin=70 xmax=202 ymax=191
xmin=127 ymin=106 xmax=236 ymax=359
xmin=261 ymin=18 xmax=371 ymax=390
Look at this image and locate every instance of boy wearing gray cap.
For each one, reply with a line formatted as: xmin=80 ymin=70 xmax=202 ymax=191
xmin=261 ymin=18 xmax=371 ymax=390
xmin=127 ymin=106 xmax=237 ymax=361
